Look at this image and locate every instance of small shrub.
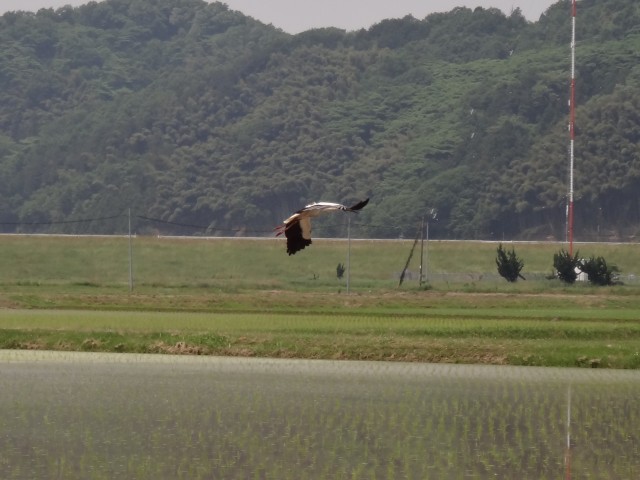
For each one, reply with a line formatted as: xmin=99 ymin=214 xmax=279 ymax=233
xmin=553 ymin=249 xmax=580 ymax=284
xmin=579 ymin=255 xmax=621 ymax=286
xmin=495 ymin=243 xmax=525 ymax=282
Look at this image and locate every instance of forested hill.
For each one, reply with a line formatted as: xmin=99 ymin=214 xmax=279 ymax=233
xmin=1 ymin=0 xmax=639 ymax=240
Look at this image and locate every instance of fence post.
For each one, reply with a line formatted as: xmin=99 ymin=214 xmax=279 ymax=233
xmin=128 ymin=208 xmax=134 ymax=292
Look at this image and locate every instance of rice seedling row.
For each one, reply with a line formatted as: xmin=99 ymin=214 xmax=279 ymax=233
xmin=1 ymin=352 xmax=638 ymax=479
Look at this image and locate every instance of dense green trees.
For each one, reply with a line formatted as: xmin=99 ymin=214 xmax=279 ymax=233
xmin=1 ymin=0 xmax=639 ymax=238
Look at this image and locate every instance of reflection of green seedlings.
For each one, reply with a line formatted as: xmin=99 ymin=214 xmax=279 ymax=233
xmin=1 ymin=360 xmax=639 ymax=478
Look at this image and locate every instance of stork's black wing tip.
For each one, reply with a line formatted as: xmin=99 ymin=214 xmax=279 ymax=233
xmin=349 ymin=198 xmax=369 ymax=211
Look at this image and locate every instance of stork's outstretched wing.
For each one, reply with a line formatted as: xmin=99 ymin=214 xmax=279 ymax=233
xmin=275 ymin=198 xmax=369 ymax=255
xmin=281 ymin=217 xmax=312 ymax=255
xmin=347 ymin=198 xmax=369 ymax=211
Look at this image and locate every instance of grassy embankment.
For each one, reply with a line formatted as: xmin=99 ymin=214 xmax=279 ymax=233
xmin=1 ymin=235 xmax=639 ymax=367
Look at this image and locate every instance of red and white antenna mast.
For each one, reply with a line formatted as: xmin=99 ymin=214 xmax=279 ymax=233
xmin=567 ymin=0 xmax=577 ymax=254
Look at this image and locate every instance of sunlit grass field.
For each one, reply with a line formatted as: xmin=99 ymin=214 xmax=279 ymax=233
xmin=2 ymin=305 xmax=640 ymax=367
xmin=1 ymin=234 xmax=639 ymax=291
xmin=1 ymin=235 xmax=640 ymax=367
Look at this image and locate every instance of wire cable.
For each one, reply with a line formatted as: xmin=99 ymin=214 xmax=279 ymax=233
xmin=0 ymin=213 xmax=125 ymax=226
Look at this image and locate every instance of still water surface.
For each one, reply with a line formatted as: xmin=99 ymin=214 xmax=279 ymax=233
xmin=1 ymin=350 xmax=639 ymax=479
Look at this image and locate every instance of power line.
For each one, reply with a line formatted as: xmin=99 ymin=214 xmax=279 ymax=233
xmin=136 ymin=215 xmax=211 ymax=230
xmin=136 ymin=215 xmax=274 ymax=234
xmin=0 ymin=213 xmax=125 ymax=226
xmin=2 ymin=211 xmax=418 ymax=238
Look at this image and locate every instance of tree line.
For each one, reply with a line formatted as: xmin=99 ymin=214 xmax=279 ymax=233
xmin=1 ymin=0 xmax=639 ymax=240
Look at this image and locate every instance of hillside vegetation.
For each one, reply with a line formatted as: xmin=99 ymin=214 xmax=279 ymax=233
xmin=1 ymin=0 xmax=639 ymax=240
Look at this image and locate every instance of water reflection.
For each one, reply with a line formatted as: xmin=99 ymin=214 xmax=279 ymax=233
xmin=1 ymin=351 xmax=639 ymax=479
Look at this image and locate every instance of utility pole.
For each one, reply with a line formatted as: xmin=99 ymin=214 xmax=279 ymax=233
xmin=420 ymin=209 xmax=436 ymax=285
xmin=567 ymin=0 xmax=577 ymax=255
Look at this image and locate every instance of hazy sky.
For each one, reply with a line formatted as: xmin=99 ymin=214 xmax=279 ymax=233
xmin=2 ymin=0 xmax=558 ymax=34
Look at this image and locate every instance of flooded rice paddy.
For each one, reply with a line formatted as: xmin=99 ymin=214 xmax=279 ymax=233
xmin=1 ymin=350 xmax=639 ymax=479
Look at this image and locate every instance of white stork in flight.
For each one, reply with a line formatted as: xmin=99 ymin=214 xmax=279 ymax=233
xmin=275 ymin=198 xmax=369 ymax=255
